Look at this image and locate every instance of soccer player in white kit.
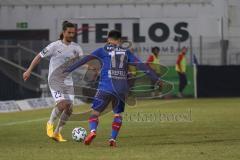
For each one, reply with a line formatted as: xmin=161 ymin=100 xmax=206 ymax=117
xmin=23 ymin=21 xmax=83 ymax=142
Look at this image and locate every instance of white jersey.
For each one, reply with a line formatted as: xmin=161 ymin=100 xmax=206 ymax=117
xmin=39 ymin=40 xmax=83 ymax=89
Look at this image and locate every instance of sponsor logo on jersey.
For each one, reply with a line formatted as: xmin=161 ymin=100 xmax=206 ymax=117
xmin=41 ymin=48 xmax=48 ymax=55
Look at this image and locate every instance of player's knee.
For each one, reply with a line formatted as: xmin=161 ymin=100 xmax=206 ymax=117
xmin=56 ymin=101 xmax=65 ymax=111
xmin=57 ymin=100 xmax=72 ymax=111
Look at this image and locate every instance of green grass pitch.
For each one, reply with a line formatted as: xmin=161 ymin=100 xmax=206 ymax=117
xmin=0 ymin=98 xmax=240 ymax=160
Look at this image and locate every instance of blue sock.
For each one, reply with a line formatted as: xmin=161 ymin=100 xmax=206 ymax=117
xmin=111 ymin=115 xmax=122 ymax=140
xmin=88 ymin=115 xmax=99 ymax=133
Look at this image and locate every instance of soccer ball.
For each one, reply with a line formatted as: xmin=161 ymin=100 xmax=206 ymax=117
xmin=72 ymin=127 xmax=87 ymax=142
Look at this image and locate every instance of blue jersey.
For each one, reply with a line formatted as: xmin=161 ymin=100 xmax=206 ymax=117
xmin=65 ymin=44 xmax=159 ymax=95
xmin=91 ymin=45 xmax=136 ymax=94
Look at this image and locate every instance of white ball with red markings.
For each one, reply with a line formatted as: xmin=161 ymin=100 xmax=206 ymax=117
xmin=72 ymin=127 xmax=87 ymax=142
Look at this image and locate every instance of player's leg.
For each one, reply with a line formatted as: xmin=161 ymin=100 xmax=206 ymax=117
xmin=109 ymin=96 xmax=125 ymax=147
xmin=109 ymin=113 xmax=122 ymax=147
xmin=47 ymin=88 xmax=74 ymax=141
xmin=46 ymin=89 xmax=66 ymax=138
xmin=182 ymin=73 xmax=188 ymax=91
xmin=178 ymin=72 xmax=184 ymax=97
xmin=48 ymin=105 xmax=62 ymax=125
xmin=84 ymin=90 xmax=112 ymax=145
xmin=84 ymin=109 xmax=100 ymax=145
xmin=178 ymin=72 xmax=187 ymax=97
xmin=46 ymin=103 xmax=63 ymax=138
xmin=52 ymin=99 xmax=73 ymax=142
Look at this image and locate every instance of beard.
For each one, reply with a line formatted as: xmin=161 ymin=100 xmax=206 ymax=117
xmin=66 ymin=37 xmax=74 ymax=43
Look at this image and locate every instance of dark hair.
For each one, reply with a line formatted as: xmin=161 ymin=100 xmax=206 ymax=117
xmin=107 ymin=30 xmax=122 ymax=40
xmin=151 ymin=46 xmax=160 ymax=54
xmin=59 ymin=21 xmax=75 ymax=40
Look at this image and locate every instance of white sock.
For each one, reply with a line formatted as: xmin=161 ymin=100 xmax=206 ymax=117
xmin=48 ymin=107 xmax=61 ymax=125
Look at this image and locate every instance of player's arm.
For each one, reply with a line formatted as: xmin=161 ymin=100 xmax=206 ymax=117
xmin=23 ymin=42 xmax=55 ymax=81
xmin=64 ymin=55 xmax=96 ymax=72
xmin=23 ymin=54 xmax=42 ymax=81
xmin=65 ymin=48 xmax=102 ymax=73
xmin=127 ymin=51 xmax=160 ymax=83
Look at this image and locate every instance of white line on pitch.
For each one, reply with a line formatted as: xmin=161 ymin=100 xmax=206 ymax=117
xmin=0 ymin=99 xmax=184 ymax=126
xmin=0 ymin=117 xmax=48 ymax=127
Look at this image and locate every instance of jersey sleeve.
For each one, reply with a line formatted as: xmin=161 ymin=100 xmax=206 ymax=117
xmin=126 ymin=50 xmax=140 ymax=63
xmin=64 ymin=48 xmax=102 ymax=73
xmin=91 ymin=48 xmax=103 ymax=59
xmin=127 ymin=50 xmax=160 ymax=82
xmin=39 ymin=42 xmax=55 ymax=58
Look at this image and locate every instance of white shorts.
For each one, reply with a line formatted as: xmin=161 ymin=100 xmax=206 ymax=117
xmin=50 ymin=88 xmax=74 ymax=103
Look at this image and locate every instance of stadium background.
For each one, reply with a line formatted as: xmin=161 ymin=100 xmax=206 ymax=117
xmin=0 ymin=0 xmax=240 ymax=107
xmin=0 ymin=1 xmax=240 ymax=160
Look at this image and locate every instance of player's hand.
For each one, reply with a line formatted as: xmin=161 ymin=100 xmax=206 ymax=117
xmin=23 ymin=70 xmax=31 ymax=81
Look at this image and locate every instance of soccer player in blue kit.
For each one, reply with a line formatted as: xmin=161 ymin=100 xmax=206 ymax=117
xmin=66 ymin=30 xmax=161 ymax=147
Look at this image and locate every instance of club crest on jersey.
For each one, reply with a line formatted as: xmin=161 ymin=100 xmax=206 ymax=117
xmin=73 ymin=50 xmax=78 ymax=56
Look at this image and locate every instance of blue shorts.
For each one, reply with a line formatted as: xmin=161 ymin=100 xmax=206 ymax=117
xmin=91 ymin=90 xmax=125 ymax=114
